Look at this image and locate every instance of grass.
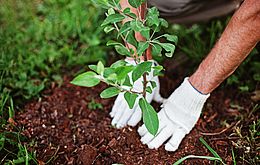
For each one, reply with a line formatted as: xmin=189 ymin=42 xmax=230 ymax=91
xmin=231 ymin=104 xmax=260 ymax=164
xmin=173 ymin=137 xmax=226 ymax=165
xmin=0 ymin=0 xmax=108 ymax=163
xmin=0 ymin=0 xmax=259 ymax=164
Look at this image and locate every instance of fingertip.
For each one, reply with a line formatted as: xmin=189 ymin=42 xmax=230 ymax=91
xmin=165 ymin=143 xmax=177 ymax=152
xmin=111 ymin=119 xmax=117 ymax=126
xmin=148 ymin=143 xmax=158 ymax=150
xmin=138 ymin=125 xmax=147 ymax=136
xmin=127 ymin=108 xmax=142 ymax=127
xmin=109 ymin=112 xmax=114 ymax=117
xmin=140 ymin=133 xmax=154 ymax=144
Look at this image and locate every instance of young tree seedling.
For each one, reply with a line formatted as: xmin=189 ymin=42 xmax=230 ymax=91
xmin=71 ymin=0 xmax=178 ymax=136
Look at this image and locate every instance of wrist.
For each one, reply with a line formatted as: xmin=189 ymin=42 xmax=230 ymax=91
xmin=168 ymin=77 xmax=210 ymax=113
xmin=164 ymin=77 xmax=210 ymax=133
xmin=189 ymin=70 xmax=212 ymax=94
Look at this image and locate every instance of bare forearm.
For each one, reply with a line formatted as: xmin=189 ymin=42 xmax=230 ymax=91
xmin=120 ymin=0 xmax=152 ymax=59
xmin=189 ymin=0 xmax=260 ymax=94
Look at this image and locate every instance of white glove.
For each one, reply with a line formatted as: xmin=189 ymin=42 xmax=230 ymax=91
xmin=110 ymin=58 xmax=164 ymax=128
xmin=138 ymin=77 xmax=210 ymax=151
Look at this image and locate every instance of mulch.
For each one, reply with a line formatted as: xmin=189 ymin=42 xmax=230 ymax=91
xmin=16 ymin=60 xmax=257 ymax=165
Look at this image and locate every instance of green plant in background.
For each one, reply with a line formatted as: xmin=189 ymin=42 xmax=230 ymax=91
xmin=232 ymin=104 xmax=260 ymax=164
xmin=72 ymin=0 xmax=178 ymax=135
xmin=0 ymin=0 xmax=108 ymax=100
xmin=0 ymin=0 xmax=108 ymax=163
xmin=88 ymin=99 xmax=104 ymax=110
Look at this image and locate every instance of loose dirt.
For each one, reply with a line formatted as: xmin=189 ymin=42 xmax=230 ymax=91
xmin=16 ymin=60 xmax=258 ymax=165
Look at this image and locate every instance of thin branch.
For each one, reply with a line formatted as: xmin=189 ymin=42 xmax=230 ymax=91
xmin=149 ymin=26 xmax=159 ymax=41
xmin=142 ymin=51 xmax=148 ymax=98
xmin=113 ymin=8 xmax=136 ymax=20
xmin=98 ymin=76 xmax=142 ymax=95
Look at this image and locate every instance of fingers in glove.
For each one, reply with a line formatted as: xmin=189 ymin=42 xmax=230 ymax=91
xmin=140 ymin=131 xmax=154 ymax=144
xmin=111 ymin=102 xmax=128 ymax=127
xmin=110 ymin=94 xmax=124 ymax=117
xmin=137 ymin=124 xmax=148 ymax=136
xmin=127 ymin=106 xmax=142 ymax=127
xmin=147 ymin=126 xmax=174 ymax=149
xmin=116 ymin=104 xmax=138 ymax=128
xmin=140 ymin=120 xmax=167 ymax=145
xmin=152 ymin=84 xmax=164 ymax=103
xmin=165 ymin=127 xmax=186 ymax=152
xmin=137 ymin=110 xmax=167 ymax=137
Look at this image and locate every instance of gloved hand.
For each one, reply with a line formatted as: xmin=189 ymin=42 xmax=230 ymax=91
xmin=110 ymin=58 xmax=164 ymax=128
xmin=138 ymin=77 xmax=210 ymax=151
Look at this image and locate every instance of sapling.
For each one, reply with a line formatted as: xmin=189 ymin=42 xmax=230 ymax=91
xmin=71 ymin=0 xmax=178 ymax=136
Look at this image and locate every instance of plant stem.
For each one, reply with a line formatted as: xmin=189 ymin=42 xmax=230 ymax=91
xmin=98 ymin=76 xmax=142 ymax=95
xmin=142 ymin=50 xmax=148 ymax=98
xmin=113 ymin=8 xmax=136 ymax=20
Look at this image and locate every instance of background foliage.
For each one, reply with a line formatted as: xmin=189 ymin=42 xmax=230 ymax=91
xmin=0 ymin=0 xmax=107 ymax=100
xmin=0 ymin=0 xmax=108 ymax=163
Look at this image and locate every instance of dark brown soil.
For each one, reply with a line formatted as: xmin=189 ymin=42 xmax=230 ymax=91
xmin=16 ymin=60 xmax=259 ymax=165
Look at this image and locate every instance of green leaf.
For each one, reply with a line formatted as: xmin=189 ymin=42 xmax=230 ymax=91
xmin=146 ymin=7 xmax=160 ymax=27
xmin=162 ymin=34 xmax=178 ymax=44
xmin=101 ymin=14 xmax=125 ymax=26
xmin=100 ymin=87 xmax=121 ymax=98
xmin=139 ymin=98 xmax=159 ymax=136
xmin=159 ymin=43 xmax=175 ymax=57
xmin=122 ymin=8 xmax=137 ymax=18
xmin=130 ymin=20 xmax=144 ymax=32
xmin=107 ymin=40 xmax=123 ymax=46
xmin=153 ymin=65 xmax=164 ymax=76
xmin=107 ymin=73 xmax=117 ymax=81
xmin=118 ymin=21 xmax=131 ymax=36
xmin=108 ymin=8 xmax=115 ymax=15
xmin=111 ymin=60 xmax=127 ymax=68
xmin=146 ymin=86 xmax=152 ymax=94
xmin=115 ymin=65 xmax=134 ymax=80
xmin=159 ymin=18 xmax=168 ymax=28
xmin=91 ymin=0 xmax=109 ymax=9
xmin=137 ymin=42 xmax=149 ymax=56
xmin=71 ymin=71 xmax=100 ymax=87
xmin=126 ymin=31 xmax=137 ymax=47
xmin=151 ymin=44 xmax=162 ymax=56
xmin=0 ymin=137 xmax=5 ymax=151
xmin=128 ymin=0 xmax=143 ymax=8
xmin=150 ymin=81 xmax=157 ymax=89
xmin=108 ymin=0 xmax=120 ymax=7
xmin=115 ymin=45 xmax=130 ymax=56
xmin=104 ymin=26 xmax=115 ymax=33
xmin=123 ymin=75 xmax=132 ymax=86
xmin=124 ymin=92 xmax=138 ymax=109
xmin=132 ymin=61 xmax=152 ymax=82
xmin=103 ymin=68 xmax=116 ymax=78
xmin=123 ymin=8 xmax=131 ymax=14
xmin=140 ymin=27 xmax=150 ymax=40
xmin=97 ymin=61 xmax=105 ymax=75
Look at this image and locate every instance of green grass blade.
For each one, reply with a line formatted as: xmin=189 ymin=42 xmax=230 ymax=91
xmin=173 ymin=155 xmax=222 ymax=165
xmin=232 ymin=148 xmax=236 ymax=165
xmin=24 ymin=145 xmax=29 ymax=165
xmin=199 ymin=137 xmax=221 ymax=159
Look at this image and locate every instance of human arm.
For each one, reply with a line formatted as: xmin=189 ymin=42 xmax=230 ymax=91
xmin=139 ymin=0 xmax=260 ymax=151
xmin=120 ymin=0 xmax=152 ymax=60
xmin=189 ymin=0 xmax=260 ymax=94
